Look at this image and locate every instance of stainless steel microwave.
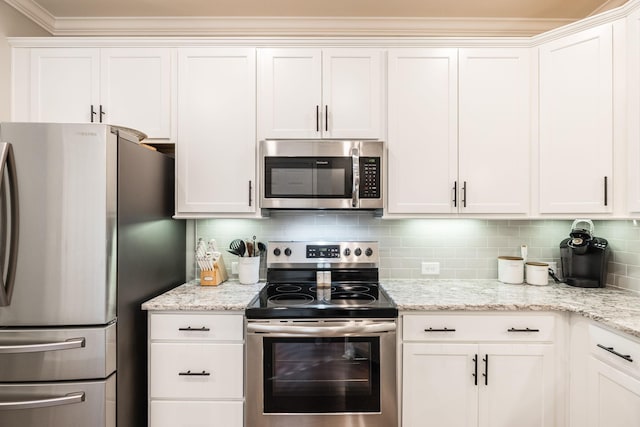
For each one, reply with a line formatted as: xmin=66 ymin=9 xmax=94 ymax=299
xmin=259 ymin=139 xmax=384 ymax=211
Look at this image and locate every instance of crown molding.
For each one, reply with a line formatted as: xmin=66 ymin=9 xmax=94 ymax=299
xmin=48 ymin=16 xmax=572 ymax=37
xmin=4 ymin=0 xmax=55 ymax=33
xmin=4 ymin=0 xmax=572 ymax=37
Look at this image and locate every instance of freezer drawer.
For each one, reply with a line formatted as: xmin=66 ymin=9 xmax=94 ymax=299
xmin=0 ymin=374 xmax=115 ymax=427
xmin=0 ymin=323 xmax=115 ymax=381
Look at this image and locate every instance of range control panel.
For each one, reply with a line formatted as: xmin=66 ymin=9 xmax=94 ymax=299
xmin=267 ymin=241 xmax=379 ymax=267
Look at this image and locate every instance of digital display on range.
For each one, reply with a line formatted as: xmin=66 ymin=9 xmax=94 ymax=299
xmin=306 ymin=245 xmax=340 ymax=258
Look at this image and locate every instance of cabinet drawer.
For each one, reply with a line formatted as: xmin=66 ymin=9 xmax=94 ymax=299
xmin=150 ymin=343 xmax=243 ymax=399
xmin=403 ymin=314 xmax=555 ymax=342
xmin=150 ymin=313 xmax=243 ymax=341
xmin=589 ymin=323 xmax=640 ymax=376
xmin=150 ymin=400 xmax=243 ymax=427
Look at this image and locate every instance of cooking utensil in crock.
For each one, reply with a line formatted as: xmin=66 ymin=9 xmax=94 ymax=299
xmin=229 ymin=239 xmax=246 ymax=257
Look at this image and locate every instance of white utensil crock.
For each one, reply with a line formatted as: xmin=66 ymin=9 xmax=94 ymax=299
xmin=238 ymin=256 xmax=260 ymax=284
xmin=498 ymin=256 xmax=524 ymax=284
xmin=525 ymin=262 xmax=549 ymax=286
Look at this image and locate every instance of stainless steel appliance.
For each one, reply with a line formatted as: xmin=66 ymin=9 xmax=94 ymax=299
xmin=560 ymin=219 xmax=610 ymax=288
xmin=259 ymin=139 xmax=384 ymax=212
xmin=246 ymin=241 xmax=397 ymax=427
xmin=0 ymin=123 xmax=185 ymax=427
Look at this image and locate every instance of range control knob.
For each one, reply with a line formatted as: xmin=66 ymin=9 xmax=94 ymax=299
xmin=365 ymin=248 xmax=373 ymax=257
xmin=354 ymin=248 xmax=362 ymax=257
xmin=273 ymin=248 xmax=281 ymax=256
xmin=284 ymin=248 xmax=292 ymax=256
xmin=344 ymin=248 xmax=351 ymax=256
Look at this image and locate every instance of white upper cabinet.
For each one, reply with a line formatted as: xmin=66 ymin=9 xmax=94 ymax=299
xmin=539 ymin=24 xmax=613 ymax=214
xmin=100 ymin=48 xmax=171 ymax=139
xmin=387 ymin=47 xmax=530 ymax=215
xmin=628 ymin=10 xmax=640 ymax=212
xmin=29 ymin=48 xmax=100 ymax=124
xmin=175 ymin=48 xmax=256 ymax=215
xmin=257 ymin=48 xmax=382 ymax=139
xmin=458 ymin=48 xmax=531 ymax=214
xmin=24 ymin=47 xmax=172 ymax=139
xmin=387 ymin=48 xmax=458 ymax=214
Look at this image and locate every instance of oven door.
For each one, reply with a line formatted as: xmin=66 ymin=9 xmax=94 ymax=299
xmin=246 ymin=319 xmax=397 ymax=427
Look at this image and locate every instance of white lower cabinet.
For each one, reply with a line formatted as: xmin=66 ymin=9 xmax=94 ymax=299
xmin=578 ymin=321 xmax=640 ymax=427
xmin=148 ymin=312 xmax=244 ymax=427
xmin=402 ymin=313 xmax=558 ymax=427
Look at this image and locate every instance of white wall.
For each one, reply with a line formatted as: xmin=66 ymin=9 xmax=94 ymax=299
xmin=0 ymin=3 xmax=49 ymax=121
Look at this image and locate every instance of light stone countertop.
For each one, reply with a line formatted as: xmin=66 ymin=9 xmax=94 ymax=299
xmin=142 ymin=279 xmax=640 ymax=338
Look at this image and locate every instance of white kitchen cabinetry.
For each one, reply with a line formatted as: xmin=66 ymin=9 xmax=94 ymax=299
xmin=22 ymin=47 xmax=171 ymax=139
xmin=148 ymin=313 xmax=244 ymax=427
xmin=175 ymin=47 xmax=256 ymax=215
xmin=402 ymin=313 xmax=557 ymax=427
xmin=458 ymin=48 xmax=531 ymax=214
xmin=387 ymin=48 xmax=530 ymax=214
xmin=585 ymin=323 xmax=640 ymax=427
xmin=539 ymin=24 xmax=613 ymax=214
xmin=387 ymin=48 xmax=458 ymax=214
xmin=627 ymin=9 xmax=640 ymax=212
xmin=257 ymin=48 xmax=382 ymax=139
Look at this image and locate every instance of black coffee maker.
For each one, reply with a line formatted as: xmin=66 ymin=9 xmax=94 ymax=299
xmin=560 ymin=219 xmax=609 ymax=288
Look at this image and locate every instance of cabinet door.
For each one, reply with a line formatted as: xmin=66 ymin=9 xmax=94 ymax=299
xmin=322 ymin=49 xmax=382 ymax=139
xmin=257 ymin=48 xmax=322 ymax=139
xmin=150 ymin=401 xmax=243 ymax=427
xmin=478 ymin=344 xmax=555 ymax=427
xmin=587 ymin=357 xmax=640 ymax=427
xmin=29 ymin=48 xmax=100 ymax=123
xmin=627 ymin=9 xmax=640 ymax=212
xmin=387 ymin=48 xmax=458 ymax=213
xmin=402 ymin=343 xmax=478 ymax=427
xmin=539 ymin=24 xmax=613 ymax=213
xmin=176 ymin=48 xmax=256 ymax=214
xmin=100 ymin=48 xmax=171 ymax=139
xmin=459 ymin=48 xmax=530 ymax=214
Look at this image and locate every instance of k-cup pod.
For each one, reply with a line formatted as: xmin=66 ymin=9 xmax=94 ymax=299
xmin=498 ymin=256 xmax=524 ymax=284
xmin=526 ymin=262 xmax=550 ymax=286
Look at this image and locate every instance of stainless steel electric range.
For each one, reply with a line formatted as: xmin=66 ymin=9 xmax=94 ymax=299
xmin=245 ymin=241 xmax=398 ymax=427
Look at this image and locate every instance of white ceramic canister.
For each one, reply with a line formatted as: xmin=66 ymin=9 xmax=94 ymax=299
xmin=238 ymin=256 xmax=260 ymax=284
xmin=498 ymin=256 xmax=524 ymax=284
xmin=525 ymin=262 xmax=550 ymax=286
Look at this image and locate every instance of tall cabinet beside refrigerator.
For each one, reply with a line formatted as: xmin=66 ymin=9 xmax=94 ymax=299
xmin=0 ymin=123 xmax=186 ymax=427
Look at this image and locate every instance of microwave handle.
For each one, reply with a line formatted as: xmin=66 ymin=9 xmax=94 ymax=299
xmin=352 ymin=147 xmax=360 ymax=208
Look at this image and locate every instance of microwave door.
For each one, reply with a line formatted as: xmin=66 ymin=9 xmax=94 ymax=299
xmin=314 ymin=158 xmax=351 ymax=198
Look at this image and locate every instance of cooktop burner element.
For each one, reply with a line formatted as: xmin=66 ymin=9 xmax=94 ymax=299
xmin=246 ymin=241 xmax=397 ymax=319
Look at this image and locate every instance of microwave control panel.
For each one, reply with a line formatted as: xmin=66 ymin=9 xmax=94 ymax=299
xmin=360 ymin=157 xmax=381 ymax=199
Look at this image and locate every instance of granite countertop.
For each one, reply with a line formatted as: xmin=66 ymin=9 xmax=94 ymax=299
xmin=142 ymin=279 xmax=640 ymax=338
xmin=142 ymin=280 xmax=264 ymax=311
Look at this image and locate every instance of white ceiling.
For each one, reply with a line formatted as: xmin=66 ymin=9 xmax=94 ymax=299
xmin=3 ymin=0 xmax=630 ymax=36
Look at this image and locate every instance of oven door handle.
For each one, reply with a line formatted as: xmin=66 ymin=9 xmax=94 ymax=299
xmin=247 ymin=322 xmax=396 ymax=336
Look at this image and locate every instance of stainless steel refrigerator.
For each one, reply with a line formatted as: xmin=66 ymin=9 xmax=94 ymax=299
xmin=0 ymin=123 xmax=186 ymax=426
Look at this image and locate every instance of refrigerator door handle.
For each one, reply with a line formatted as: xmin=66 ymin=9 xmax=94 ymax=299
xmin=0 ymin=142 xmax=19 ymax=307
xmin=0 ymin=337 xmax=86 ymax=354
xmin=0 ymin=391 xmax=85 ymax=410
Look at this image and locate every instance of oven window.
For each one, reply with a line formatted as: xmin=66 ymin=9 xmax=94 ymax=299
xmin=265 ymin=157 xmax=351 ymax=198
xmin=263 ymin=337 xmax=381 ymax=413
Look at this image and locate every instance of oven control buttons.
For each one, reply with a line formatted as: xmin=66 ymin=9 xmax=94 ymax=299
xmin=284 ymin=248 xmax=292 ymax=256
xmin=343 ymin=248 xmax=351 ymax=256
xmin=355 ymin=248 xmax=362 ymax=256
xmin=365 ymin=248 xmax=373 ymax=257
xmin=273 ymin=248 xmax=281 ymax=256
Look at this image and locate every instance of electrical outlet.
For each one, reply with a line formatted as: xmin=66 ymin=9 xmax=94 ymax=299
xmin=231 ymin=262 xmax=239 ymax=275
xmin=421 ymin=261 xmax=440 ymax=275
